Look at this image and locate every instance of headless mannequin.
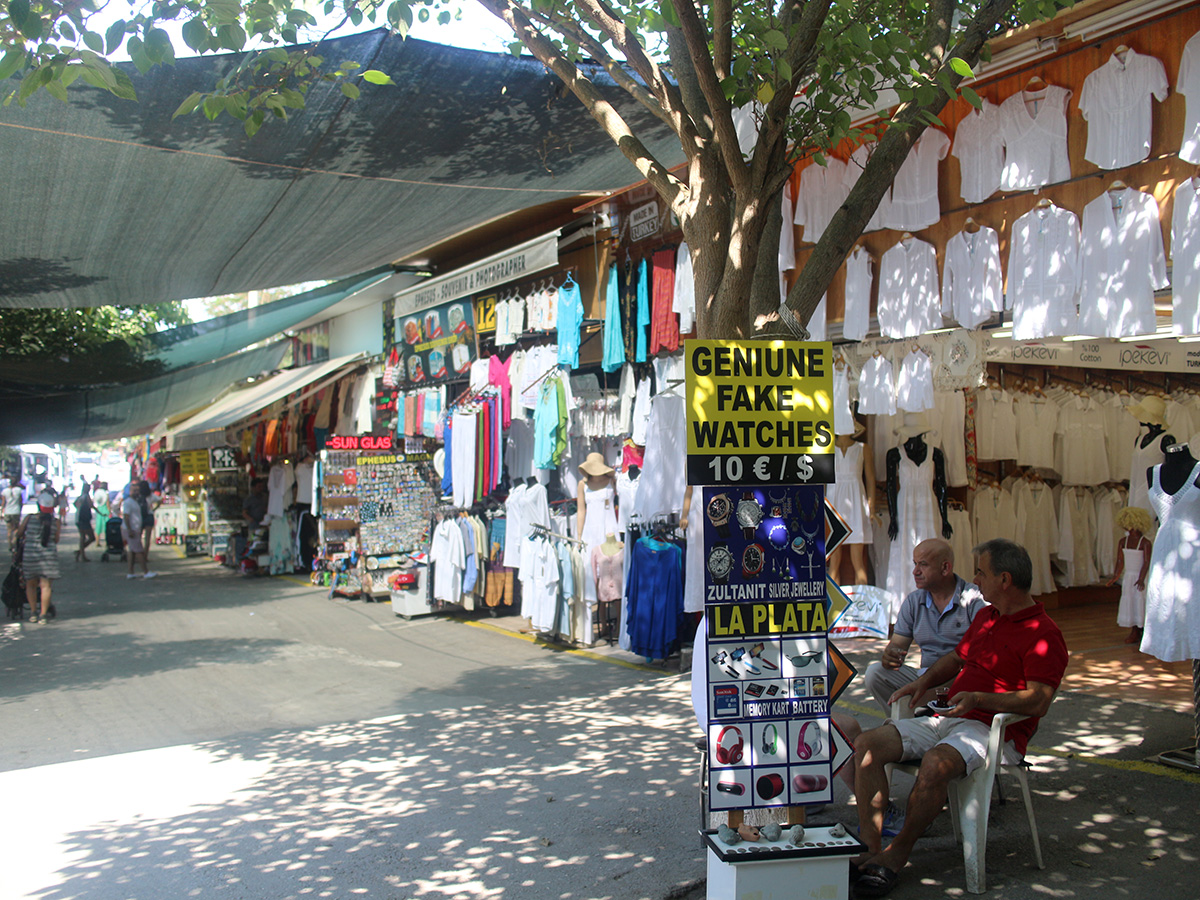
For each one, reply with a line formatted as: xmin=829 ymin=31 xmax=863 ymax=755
xmin=601 ymin=532 xmax=622 ymax=555
xmin=1139 ymin=422 xmax=1175 ymax=452
xmin=829 ymin=432 xmax=877 ymax=585
xmin=886 ymin=434 xmax=951 ymax=541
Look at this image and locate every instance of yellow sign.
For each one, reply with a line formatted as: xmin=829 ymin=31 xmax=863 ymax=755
xmin=179 ymin=450 xmax=210 ymax=477
xmin=474 ymin=293 xmax=497 ymax=333
xmin=685 ymin=339 xmax=835 ymax=484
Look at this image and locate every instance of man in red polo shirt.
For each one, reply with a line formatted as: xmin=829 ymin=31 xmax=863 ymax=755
xmin=850 ymin=538 xmax=1069 ymax=898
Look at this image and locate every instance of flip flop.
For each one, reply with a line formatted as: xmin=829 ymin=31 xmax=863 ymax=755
xmin=853 ymin=864 xmax=900 ymax=898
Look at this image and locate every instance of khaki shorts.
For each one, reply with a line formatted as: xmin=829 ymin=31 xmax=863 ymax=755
xmin=891 ymin=715 xmax=1021 ymax=776
xmin=5 ymin=514 xmax=20 ymax=536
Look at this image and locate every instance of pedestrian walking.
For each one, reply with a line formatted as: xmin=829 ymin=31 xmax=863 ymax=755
xmin=94 ymin=483 xmax=110 ymax=545
xmin=74 ymin=482 xmax=96 ymax=562
xmin=3 ymin=479 xmax=23 ymax=553
xmin=121 ymin=484 xmax=156 ymax=579
xmin=17 ymin=489 xmax=62 ymax=624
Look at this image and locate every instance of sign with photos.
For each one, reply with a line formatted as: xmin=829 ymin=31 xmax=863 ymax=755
xmin=391 ymin=298 xmax=478 ymax=386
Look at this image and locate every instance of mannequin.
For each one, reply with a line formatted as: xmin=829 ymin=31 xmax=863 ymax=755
xmin=593 ymin=531 xmax=625 ymax=639
xmin=827 ymin=421 xmax=876 ymax=586
xmin=576 ymin=452 xmax=618 ymax=613
xmin=884 ymin=414 xmax=950 ymax=608
xmin=1127 ymin=395 xmax=1174 ymax=514
xmin=1141 ymin=441 xmax=1200 ymax=769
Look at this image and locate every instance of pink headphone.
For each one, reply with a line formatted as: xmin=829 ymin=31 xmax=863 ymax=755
xmin=715 ymin=726 xmax=744 ymax=765
xmin=796 ymin=720 xmax=823 ymax=761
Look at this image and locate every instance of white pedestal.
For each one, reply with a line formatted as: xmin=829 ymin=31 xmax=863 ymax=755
xmin=704 ymin=825 xmax=861 ymax=900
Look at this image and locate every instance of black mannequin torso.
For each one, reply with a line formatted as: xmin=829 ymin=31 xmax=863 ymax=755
xmin=885 ymin=435 xmax=951 ymax=541
xmin=1152 ymin=442 xmax=1200 ymax=496
xmin=1139 ymin=423 xmax=1175 ymax=452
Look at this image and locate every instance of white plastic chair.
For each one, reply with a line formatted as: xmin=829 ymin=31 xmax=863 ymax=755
xmin=886 ymin=704 xmax=1044 ymax=893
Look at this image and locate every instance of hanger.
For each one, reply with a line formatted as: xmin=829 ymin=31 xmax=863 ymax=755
xmin=900 ymin=231 xmax=914 ymax=243
xmin=561 ymin=269 xmax=577 ymax=288
xmin=963 ymin=216 xmax=980 ymax=234
xmin=1036 ymin=197 xmax=1053 ymax=208
xmin=1114 ymin=44 xmax=1130 ymax=59
xmin=1108 ymin=179 xmax=1127 ymax=192
xmin=1025 ymin=74 xmax=1046 ymax=92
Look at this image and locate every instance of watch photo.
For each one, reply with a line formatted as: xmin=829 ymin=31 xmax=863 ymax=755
xmin=736 ymin=491 xmax=763 ymax=539
xmin=706 ymin=493 xmax=732 ymax=538
xmin=742 ymin=542 xmax=765 ymax=579
xmin=707 ymin=542 xmax=733 ymax=584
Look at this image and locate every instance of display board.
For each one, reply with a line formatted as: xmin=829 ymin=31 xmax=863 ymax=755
xmin=391 ymin=298 xmax=478 ymax=385
xmin=685 ymin=340 xmax=835 ymax=485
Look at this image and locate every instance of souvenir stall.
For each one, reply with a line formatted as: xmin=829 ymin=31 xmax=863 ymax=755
xmin=774 ymin=4 xmax=1200 ymax=633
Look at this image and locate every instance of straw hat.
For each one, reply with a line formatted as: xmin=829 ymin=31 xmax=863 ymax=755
xmin=837 ymin=418 xmax=867 ymax=439
xmin=578 ymin=452 xmax=615 ymax=477
xmin=1126 ymin=396 xmax=1169 ymax=427
xmin=894 ymin=412 xmax=938 ymax=442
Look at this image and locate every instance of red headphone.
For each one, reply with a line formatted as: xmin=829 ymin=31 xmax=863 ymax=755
xmin=715 ymin=726 xmax=744 ymax=765
xmin=796 ymin=720 xmax=823 ymax=761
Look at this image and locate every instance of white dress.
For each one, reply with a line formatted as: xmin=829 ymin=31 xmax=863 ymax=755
xmin=1142 ymin=460 xmax=1200 ymax=661
xmin=832 ymin=366 xmax=855 ymax=435
xmin=1014 ymin=480 xmax=1059 ymax=596
xmin=842 ymin=247 xmax=874 ymax=341
xmin=829 ymin=442 xmax=870 ymax=545
xmin=1128 ymin=429 xmax=1171 ymax=513
xmin=581 ymin=483 xmax=618 ymax=606
xmin=1077 ymin=187 xmax=1169 ymax=339
xmin=884 ymin=450 xmax=938 ymax=603
xmin=1116 ymin=540 xmax=1147 ymax=629
xmin=1078 ymin=49 xmax=1169 ymax=170
xmin=1171 ymin=178 xmax=1200 ymax=335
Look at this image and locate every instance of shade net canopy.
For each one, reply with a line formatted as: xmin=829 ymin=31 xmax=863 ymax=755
xmin=0 ymin=29 xmax=681 ymax=309
xmin=0 ymin=342 xmax=288 ymax=445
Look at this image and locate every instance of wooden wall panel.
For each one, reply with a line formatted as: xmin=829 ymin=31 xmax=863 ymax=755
xmin=788 ymin=4 xmax=1200 ymax=334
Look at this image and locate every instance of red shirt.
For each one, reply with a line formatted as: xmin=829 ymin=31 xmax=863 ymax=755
xmin=951 ymin=602 xmax=1069 ymax=755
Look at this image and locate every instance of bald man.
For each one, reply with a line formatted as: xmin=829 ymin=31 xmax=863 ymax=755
xmin=864 ymin=538 xmax=984 ymax=715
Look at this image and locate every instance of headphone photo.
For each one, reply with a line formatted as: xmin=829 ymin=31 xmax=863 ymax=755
xmin=715 ymin=726 xmax=744 ymax=765
xmin=761 ymin=723 xmax=780 ymax=756
xmin=796 ymin=720 xmax=823 ymax=761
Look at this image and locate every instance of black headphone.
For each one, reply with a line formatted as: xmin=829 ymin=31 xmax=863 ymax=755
xmin=796 ymin=720 xmax=823 ymax=761
xmin=715 ymin=726 xmax=744 ymax=765
xmin=761 ymin=723 xmax=780 ymax=756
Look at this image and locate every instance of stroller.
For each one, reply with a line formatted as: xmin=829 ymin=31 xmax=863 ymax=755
xmin=100 ymin=516 xmax=128 ymax=562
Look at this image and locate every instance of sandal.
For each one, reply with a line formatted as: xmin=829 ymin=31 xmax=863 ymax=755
xmin=854 ymin=864 xmax=900 ymax=898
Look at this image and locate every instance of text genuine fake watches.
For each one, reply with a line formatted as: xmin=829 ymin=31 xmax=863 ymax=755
xmin=706 ymin=492 xmax=732 ymax=538
xmin=742 ymin=542 xmax=765 ymax=579
xmin=736 ymin=491 xmax=763 ymax=539
xmin=707 ymin=542 xmax=733 ymax=584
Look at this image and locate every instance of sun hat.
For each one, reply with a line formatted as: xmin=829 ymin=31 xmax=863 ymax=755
xmin=578 ymin=452 xmax=615 ymax=477
xmin=893 ymin=412 xmax=938 ymax=442
xmin=1126 ymin=396 xmax=1169 ymax=427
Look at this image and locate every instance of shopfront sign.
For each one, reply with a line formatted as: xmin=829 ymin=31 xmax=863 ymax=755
xmin=986 ymin=336 xmax=1200 ymax=374
xmin=325 ymin=435 xmax=395 ymax=452
xmin=701 ymin=483 xmax=854 ymax=812
xmin=209 ymin=446 xmax=238 ymax=471
xmin=685 ymin=340 xmax=835 ymax=485
xmin=179 ymin=449 xmax=210 ymax=477
xmin=392 ymin=231 xmax=559 ymax=318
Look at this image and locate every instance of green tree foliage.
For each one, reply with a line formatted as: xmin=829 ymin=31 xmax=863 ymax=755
xmin=1 ymin=0 xmax=1072 ymax=336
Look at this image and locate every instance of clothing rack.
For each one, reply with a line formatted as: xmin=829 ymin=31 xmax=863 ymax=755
xmin=530 ymin=522 xmax=586 ymax=546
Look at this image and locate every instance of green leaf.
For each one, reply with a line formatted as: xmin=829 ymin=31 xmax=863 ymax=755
xmin=341 ymin=81 xmax=360 ymax=99
xmin=110 ymin=67 xmax=137 ymax=100
xmin=82 ymin=31 xmax=104 ymax=53
xmin=0 ymin=49 xmax=25 ymax=82
xmin=763 ymin=29 xmax=786 ymax=52
xmin=105 ymin=19 xmax=126 ymax=55
xmin=202 ymin=95 xmax=224 ymax=120
xmin=181 ymin=17 xmax=209 ymax=51
xmin=244 ymin=109 xmax=265 ymax=137
xmin=173 ymin=90 xmax=204 ymax=118
xmin=59 ymin=21 xmax=76 ymax=42
xmin=960 ymin=85 xmax=983 ymax=109
xmin=507 ymin=40 xmax=522 ymax=56
xmin=756 ymin=81 xmax=775 ymax=104
xmin=361 ymin=69 xmax=394 ymax=85
xmin=45 ymin=77 xmax=68 ymax=101
xmin=949 ymin=57 xmax=973 ymax=79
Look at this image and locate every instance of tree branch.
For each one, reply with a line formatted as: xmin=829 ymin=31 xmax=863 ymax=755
xmin=713 ymin=0 xmax=732 ymax=78
xmin=474 ymin=0 xmax=685 ymax=207
xmin=783 ymin=0 xmax=1018 ymax=327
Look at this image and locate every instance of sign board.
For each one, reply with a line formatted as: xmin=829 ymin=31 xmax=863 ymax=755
xmin=184 ymin=534 xmax=208 ymax=556
xmin=324 ymin=435 xmax=394 ymax=452
xmin=685 ymin=340 xmax=835 ymax=485
xmin=178 ymin=449 xmax=209 ymax=477
xmin=702 ymin=483 xmax=843 ymax=811
xmin=474 ymin=292 xmax=498 ymax=334
xmin=392 ymin=298 xmax=477 ymax=385
xmin=209 ymin=446 xmax=238 ymax=471
xmin=985 ymin=335 xmax=1200 ymax=374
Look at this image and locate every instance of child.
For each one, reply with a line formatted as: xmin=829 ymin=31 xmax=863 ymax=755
xmin=1107 ymin=507 xmax=1152 ymax=645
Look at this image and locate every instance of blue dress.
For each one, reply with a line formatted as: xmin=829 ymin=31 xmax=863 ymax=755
xmin=557 ymin=280 xmax=584 ymax=369
xmin=626 ymin=537 xmax=683 ymax=659
xmin=635 ymin=259 xmax=650 ymax=363
xmin=602 ymin=264 xmax=625 ymax=373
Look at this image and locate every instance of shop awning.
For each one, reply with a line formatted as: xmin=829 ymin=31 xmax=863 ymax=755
xmin=0 ymin=342 xmax=289 ymax=445
xmin=170 ymin=353 xmax=367 ymax=450
xmin=0 ymin=29 xmax=681 ymax=310
xmin=147 ymin=268 xmax=394 ymax=370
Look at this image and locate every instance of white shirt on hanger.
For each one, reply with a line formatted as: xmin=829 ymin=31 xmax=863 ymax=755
xmin=673 ymin=241 xmax=696 ymax=333
xmin=877 ymin=236 xmax=940 ymax=339
xmin=1179 ymin=32 xmax=1200 ymax=165
xmin=952 ymin=99 xmax=1004 ymax=203
xmin=942 ymin=226 xmax=1003 ymax=330
xmin=1078 ymin=186 xmax=1169 ymax=338
xmin=793 ymin=156 xmax=849 ymax=243
xmin=1006 ymin=203 xmax=1081 ymax=341
xmin=431 ymin=517 xmax=466 ymax=603
xmin=842 ymin=246 xmax=874 ymax=341
xmin=1078 ymin=49 xmax=1169 ymax=170
xmin=1172 ymin=177 xmax=1200 ymax=335
xmin=998 ymin=84 xmax=1072 ymax=191
xmin=895 ymin=349 xmax=935 ymax=412
xmin=857 ymin=355 xmax=896 ymax=416
xmin=844 ymin=143 xmax=890 ymax=232
xmin=884 ymin=129 xmax=950 ymax=231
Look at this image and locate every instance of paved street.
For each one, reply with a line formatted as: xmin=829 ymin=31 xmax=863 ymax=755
xmin=3 ymin=543 xmax=1200 ymax=900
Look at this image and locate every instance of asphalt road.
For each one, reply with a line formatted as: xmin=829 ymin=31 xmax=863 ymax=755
xmin=4 ymin=547 xmax=1200 ymax=900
